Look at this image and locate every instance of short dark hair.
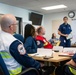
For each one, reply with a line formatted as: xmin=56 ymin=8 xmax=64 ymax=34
xmin=24 ymin=24 xmax=35 ymax=41
xmin=37 ymin=26 xmax=42 ymax=34
xmin=63 ymin=16 xmax=68 ymax=20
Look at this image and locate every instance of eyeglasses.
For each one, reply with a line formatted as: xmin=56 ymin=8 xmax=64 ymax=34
xmin=9 ymin=23 xmax=17 ymax=28
xmin=11 ymin=23 xmax=17 ymax=26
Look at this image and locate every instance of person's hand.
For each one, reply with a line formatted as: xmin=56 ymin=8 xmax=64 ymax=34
xmin=40 ymin=63 xmax=44 ymax=67
xmin=66 ymin=59 xmax=76 ymax=67
xmin=64 ymin=34 xmax=68 ymax=37
xmin=66 ymin=61 xmax=70 ymax=65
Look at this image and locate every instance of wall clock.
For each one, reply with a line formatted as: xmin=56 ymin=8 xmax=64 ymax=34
xmin=68 ymin=11 xmax=75 ymax=18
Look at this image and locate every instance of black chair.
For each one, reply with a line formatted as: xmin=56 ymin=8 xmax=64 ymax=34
xmin=0 ymin=54 xmax=40 ymax=75
xmin=55 ymin=65 xmax=74 ymax=75
xmin=63 ymin=65 xmax=75 ymax=75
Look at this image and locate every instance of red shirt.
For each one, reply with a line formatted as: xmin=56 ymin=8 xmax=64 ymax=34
xmin=36 ymin=35 xmax=53 ymax=49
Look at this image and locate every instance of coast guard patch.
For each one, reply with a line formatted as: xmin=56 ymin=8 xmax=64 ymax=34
xmin=18 ymin=44 xmax=26 ymax=55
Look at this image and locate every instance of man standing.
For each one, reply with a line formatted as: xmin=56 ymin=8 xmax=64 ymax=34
xmin=58 ymin=16 xmax=72 ymax=47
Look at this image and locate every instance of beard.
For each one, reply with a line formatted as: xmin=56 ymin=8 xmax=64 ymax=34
xmin=42 ymin=33 xmax=45 ymax=35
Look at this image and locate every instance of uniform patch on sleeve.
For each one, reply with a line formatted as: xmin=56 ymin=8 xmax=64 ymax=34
xmin=37 ymin=41 xmax=40 ymax=45
xmin=18 ymin=44 xmax=26 ymax=55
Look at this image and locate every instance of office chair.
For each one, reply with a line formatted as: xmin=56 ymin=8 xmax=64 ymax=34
xmin=55 ymin=65 xmax=71 ymax=75
xmin=57 ymin=65 xmax=74 ymax=75
xmin=64 ymin=65 xmax=75 ymax=75
xmin=56 ymin=41 xmax=61 ymax=46
xmin=0 ymin=54 xmax=40 ymax=75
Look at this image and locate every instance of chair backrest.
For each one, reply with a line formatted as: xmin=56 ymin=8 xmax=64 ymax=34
xmin=0 ymin=54 xmax=10 ymax=75
xmin=63 ymin=65 xmax=74 ymax=75
xmin=56 ymin=41 xmax=61 ymax=46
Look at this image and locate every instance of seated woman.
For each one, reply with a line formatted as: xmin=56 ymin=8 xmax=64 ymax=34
xmin=24 ymin=24 xmax=37 ymax=54
xmin=49 ymin=33 xmax=59 ymax=45
xmin=36 ymin=26 xmax=53 ymax=49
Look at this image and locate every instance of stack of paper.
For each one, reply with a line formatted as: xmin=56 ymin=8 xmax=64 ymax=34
xmin=53 ymin=46 xmax=63 ymax=52
xmin=59 ymin=48 xmax=76 ymax=57
xmin=29 ymin=48 xmax=53 ymax=58
xmin=63 ymin=48 xmax=76 ymax=53
xmin=37 ymin=48 xmax=53 ymax=57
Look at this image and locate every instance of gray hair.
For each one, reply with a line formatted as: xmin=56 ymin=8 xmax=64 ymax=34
xmin=0 ymin=16 xmax=14 ymax=29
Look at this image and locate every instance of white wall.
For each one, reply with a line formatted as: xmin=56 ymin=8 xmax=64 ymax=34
xmin=0 ymin=3 xmax=44 ymax=24
xmin=1 ymin=3 xmax=76 ymax=40
xmin=44 ymin=11 xmax=76 ymax=40
xmin=0 ymin=3 xmax=30 ymax=22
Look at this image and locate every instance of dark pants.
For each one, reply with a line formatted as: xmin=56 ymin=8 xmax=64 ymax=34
xmin=60 ymin=36 xmax=71 ymax=47
xmin=22 ymin=66 xmax=55 ymax=75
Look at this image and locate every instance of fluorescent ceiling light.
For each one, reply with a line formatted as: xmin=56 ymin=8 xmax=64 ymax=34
xmin=41 ymin=5 xmax=67 ymax=10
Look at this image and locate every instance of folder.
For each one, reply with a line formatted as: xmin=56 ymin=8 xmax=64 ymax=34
xmin=67 ymin=33 xmax=73 ymax=40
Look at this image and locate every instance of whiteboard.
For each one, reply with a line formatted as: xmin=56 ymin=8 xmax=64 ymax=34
xmin=71 ymin=20 xmax=76 ymax=44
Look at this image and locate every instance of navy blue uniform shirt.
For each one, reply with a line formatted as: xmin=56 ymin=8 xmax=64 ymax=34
xmin=58 ymin=23 xmax=72 ymax=35
xmin=13 ymin=34 xmax=24 ymax=43
xmin=58 ymin=23 xmax=72 ymax=47
xmin=10 ymin=40 xmax=40 ymax=69
xmin=24 ymin=36 xmax=37 ymax=54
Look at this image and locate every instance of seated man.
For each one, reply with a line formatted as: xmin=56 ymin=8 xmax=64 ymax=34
xmin=36 ymin=26 xmax=53 ymax=49
xmin=0 ymin=14 xmax=54 ymax=75
xmin=55 ymin=53 xmax=76 ymax=75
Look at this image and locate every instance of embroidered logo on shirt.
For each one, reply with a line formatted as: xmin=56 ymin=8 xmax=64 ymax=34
xmin=18 ymin=44 xmax=26 ymax=55
xmin=37 ymin=41 xmax=40 ymax=45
